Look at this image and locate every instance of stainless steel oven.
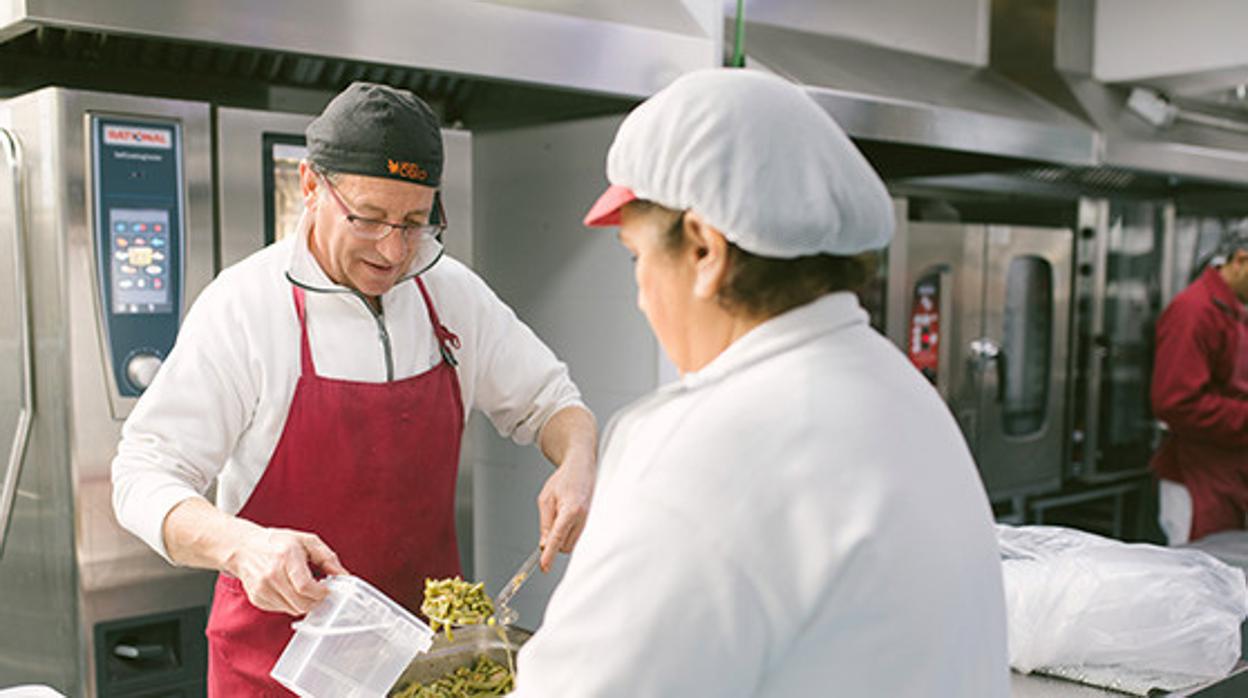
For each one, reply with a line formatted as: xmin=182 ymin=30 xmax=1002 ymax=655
xmin=0 ymin=87 xmax=216 ymax=697
xmin=888 ymin=220 xmax=1073 ymax=500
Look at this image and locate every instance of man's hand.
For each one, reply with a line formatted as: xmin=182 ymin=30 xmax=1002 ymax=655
xmin=537 ymin=452 xmax=596 ymax=571
xmin=162 ymin=497 xmax=349 ymax=616
xmin=536 ymin=406 xmax=599 ymax=572
xmin=226 ymin=526 xmax=350 ymax=615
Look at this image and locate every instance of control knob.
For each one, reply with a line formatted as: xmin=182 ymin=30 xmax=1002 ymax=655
xmin=126 ymin=353 xmax=163 ymax=391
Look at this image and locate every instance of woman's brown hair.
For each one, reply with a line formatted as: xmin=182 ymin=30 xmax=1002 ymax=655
xmin=637 ymin=200 xmax=875 ymax=319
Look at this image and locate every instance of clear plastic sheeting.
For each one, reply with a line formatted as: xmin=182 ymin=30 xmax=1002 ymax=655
xmin=998 ymin=525 xmax=1248 ymax=686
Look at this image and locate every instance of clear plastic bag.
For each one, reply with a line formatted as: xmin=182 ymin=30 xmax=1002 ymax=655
xmin=998 ymin=525 xmax=1248 ymax=679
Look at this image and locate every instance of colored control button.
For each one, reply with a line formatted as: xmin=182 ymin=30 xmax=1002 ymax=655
xmin=128 ymin=248 xmax=154 ymax=266
xmin=150 ymin=237 xmax=166 ymax=248
xmin=120 ymin=265 xmax=137 ymax=275
xmin=114 ymin=222 xmax=126 ymax=233
xmin=133 ymin=237 xmax=146 ymax=246
xmin=137 ymin=224 xmax=147 ymax=233
xmin=114 ymin=251 xmax=129 ymax=261
xmin=145 ymin=265 xmax=162 ymax=275
xmin=151 ymin=251 xmax=166 ymax=262
xmin=154 ymin=224 xmax=164 ymax=233
xmin=153 ymin=278 xmax=164 ymax=290
xmin=116 ymin=237 xmax=129 ymax=248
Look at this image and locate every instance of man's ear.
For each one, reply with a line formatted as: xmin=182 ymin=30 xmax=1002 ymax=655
xmin=299 ymin=161 xmax=319 ymax=210
xmin=684 ymin=210 xmax=731 ymax=300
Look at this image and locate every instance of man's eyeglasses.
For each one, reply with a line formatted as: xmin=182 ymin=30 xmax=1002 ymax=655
xmin=317 ymin=171 xmax=447 ymax=242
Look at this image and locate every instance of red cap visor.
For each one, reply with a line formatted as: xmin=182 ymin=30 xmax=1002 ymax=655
xmin=582 ymin=184 xmax=637 ymax=227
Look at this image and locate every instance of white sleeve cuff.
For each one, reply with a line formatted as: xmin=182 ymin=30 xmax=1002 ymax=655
xmin=507 ymin=386 xmax=586 ymax=447
xmin=118 ymin=486 xmax=207 ymax=564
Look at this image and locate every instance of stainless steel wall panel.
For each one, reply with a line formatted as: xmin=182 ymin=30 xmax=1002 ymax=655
xmin=472 ymin=114 xmax=655 ymax=629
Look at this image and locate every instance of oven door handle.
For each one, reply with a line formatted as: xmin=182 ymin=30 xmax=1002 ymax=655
xmin=994 ymin=346 xmax=1007 ymax=404
xmin=969 ymin=338 xmax=1006 ymax=403
xmin=0 ymin=127 xmax=34 ymax=560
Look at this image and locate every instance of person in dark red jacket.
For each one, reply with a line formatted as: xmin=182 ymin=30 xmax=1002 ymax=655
xmin=1151 ymin=232 xmax=1248 ymax=543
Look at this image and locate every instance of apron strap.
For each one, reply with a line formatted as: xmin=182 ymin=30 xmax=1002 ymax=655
xmin=290 ymin=285 xmax=318 ymax=376
xmin=414 ymin=277 xmax=461 ymax=366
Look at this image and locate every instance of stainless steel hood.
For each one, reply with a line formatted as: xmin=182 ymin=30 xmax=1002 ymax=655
xmin=1062 ymin=78 xmax=1248 ymax=187
xmin=949 ymin=0 xmax=1248 ymax=194
xmin=887 ymin=0 xmax=1248 ymax=207
xmin=738 ymin=19 xmax=1098 ymax=170
xmin=1047 ymin=1 xmax=1248 ymax=188
xmin=0 ymin=0 xmax=717 ymax=99
xmin=0 ymin=0 xmax=720 ymax=127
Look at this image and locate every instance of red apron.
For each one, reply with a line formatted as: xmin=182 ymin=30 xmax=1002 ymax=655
xmin=206 ymin=278 xmax=465 ymax=696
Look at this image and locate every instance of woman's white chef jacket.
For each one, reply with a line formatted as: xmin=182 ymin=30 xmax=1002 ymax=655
xmin=511 ymin=292 xmax=1009 ymax=697
xmin=111 ymin=222 xmax=585 ymax=562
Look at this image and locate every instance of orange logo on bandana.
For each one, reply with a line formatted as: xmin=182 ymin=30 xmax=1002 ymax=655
xmin=387 ymin=159 xmax=429 ymax=182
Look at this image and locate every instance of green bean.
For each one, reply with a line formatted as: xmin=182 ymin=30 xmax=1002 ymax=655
xmin=414 ymin=577 xmax=515 ymax=685
xmin=390 ymin=656 xmax=514 ymax=698
xmin=421 ymin=577 xmax=496 ymax=640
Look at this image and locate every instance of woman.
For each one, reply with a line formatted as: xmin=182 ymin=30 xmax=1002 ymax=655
xmin=510 ymin=69 xmax=1009 ymax=697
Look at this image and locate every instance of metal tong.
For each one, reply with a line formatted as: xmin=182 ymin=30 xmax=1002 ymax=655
xmin=494 ymin=544 xmax=541 ymax=626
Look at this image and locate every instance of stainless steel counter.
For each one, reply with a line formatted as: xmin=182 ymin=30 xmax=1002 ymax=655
xmin=1011 ymin=662 xmax=1248 ymax=697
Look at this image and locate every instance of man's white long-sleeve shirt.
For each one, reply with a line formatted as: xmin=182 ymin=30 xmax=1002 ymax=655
xmin=112 ymin=223 xmax=585 ymax=561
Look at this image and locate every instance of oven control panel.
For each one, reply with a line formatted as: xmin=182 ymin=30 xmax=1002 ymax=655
xmin=92 ymin=117 xmax=185 ymax=397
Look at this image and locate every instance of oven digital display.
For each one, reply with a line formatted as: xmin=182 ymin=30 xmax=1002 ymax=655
xmin=109 ymin=207 xmax=173 ymax=314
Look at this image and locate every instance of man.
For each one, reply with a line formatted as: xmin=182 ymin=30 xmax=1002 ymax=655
xmin=1152 ymin=230 xmax=1248 ymax=544
xmin=111 ymin=82 xmax=597 ymax=694
xmin=510 ymin=69 xmax=1008 ymax=697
